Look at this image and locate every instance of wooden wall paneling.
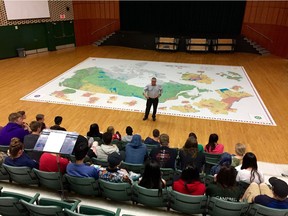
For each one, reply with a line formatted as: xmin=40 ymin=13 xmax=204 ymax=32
xmin=254 ymin=6 xmax=263 ymax=23
xmin=105 ymin=1 xmax=110 ymax=19
xmin=109 ymin=1 xmax=115 ymax=19
xmin=261 ymin=7 xmax=269 ymax=24
xmin=266 ymin=7 xmax=274 ymax=24
xmin=271 ymin=8 xmax=279 ymax=24
xmin=95 ymin=1 xmax=101 ymax=19
xmin=282 ymin=9 xmax=288 ymax=26
xmin=277 ymin=8 xmax=284 ymax=25
xmin=286 ymin=10 xmax=288 ymax=26
xmin=243 ymin=5 xmax=251 ymax=23
xmin=115 ymin=1 xmax=120 ymax=19
xmin=249 ymin=6 xmax=257 ymax=23
xmin=100 ymin=2 xmax=105 ymax=19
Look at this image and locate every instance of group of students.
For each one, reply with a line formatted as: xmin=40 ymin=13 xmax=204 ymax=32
xmin=0 ymin=111 xmax=287 ymax=210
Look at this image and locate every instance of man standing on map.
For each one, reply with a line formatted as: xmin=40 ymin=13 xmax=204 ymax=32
xmin=143 ymin=77 xmax=162 ymax=121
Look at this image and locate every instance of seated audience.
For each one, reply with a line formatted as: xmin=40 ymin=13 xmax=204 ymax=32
xmin=107 ymin=126 xmax=121 ymax=141
xmin=50 ymin=116 xmax=66 ymax=131
xmin=95 ymin=132 xmax=119 ymax=161
xmin=210 ymin=152 xmax=232 ymax=175
xmin=206 ymin=166 xmax=242 ymax=202
xmin=231 ymin=143 xmax=246 ymax=167
xmin=36 ymin=114 xmax=47 ymax=131
xmin=188 ymin=132 xmax=204 ymax=152
xmin=204 ymin=133 xmax=224 ymax=154
xmin=87 ymin=123 xmax=102 ymax=139
xmin=150 ymin=133 xmax=177 ymax=169
xmin=144 ymin=129 xmax=160 ymax=146
xmin=236 ymin=152 xmax=264 ymax=184
xmin=0 ymin=112 xmax=31 ymax=145
xmin=125 ymin=134 xmax=147 ymax=164
xmin=99 ymin=152 xmax=131 ymax=183
xmin=66 ymin=135 xmax=99 ymax=178
xmin=4 ymin=137 xmax=38 ymax=169
xmin=173 ymin=165 xmax=206 ymax=195
xmin=139 ymin=160 xmax=166 ymax=195
xmin=23 ymin=121 xmax=42 ymax=161
xmin=39 ymin=153 xmax=69 ymax=174
xmin=122 ymin=126 xmax=133 ymax=142
xmin=178 ymin=136 xmax=205 ymax=172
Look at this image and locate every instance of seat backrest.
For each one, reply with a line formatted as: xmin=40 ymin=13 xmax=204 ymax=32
xmin=20 ymin=199 xmax=65 ymax=216
xmin=0 ymin=192 xmax=39 ymax=216
xmin=64 ymin=206 xmax=121 ymax=216
xmin=33 ymin=169 xmax=62 ymax=190
xmin=91 ymin=157 xmax=109 ymax=167
xmin=39 ymin=197 xmax=78 ymax=210
xmin=207 ymin=197 xmax=250 ymax=216
xmin=98 ymin=179 xmax=132 ymax=201
xmin=203 ymin=152 xmax=222 ymax=165
xmin=0 ymin=164 xmax=10 ymax=180
xmin=145 ymin=144 xmax=157 ymax=154
xmin=120 ymin=162 xmax=144 ymax=175
xmin=64 ymin=174 xmax=100 ymax=196
xmin=0 ymin=196 xmax=29 ymax=216
xmin=132 ymin=183 xmax=168 ymax=207
xmin=80 ymin=205 xmax=121 ymax=216
xmin=3 ymin=164 xmax=38 ymax=185
xmin=169 ymin=190 xmax=207 ymax=214
xmin=247 ymin=203 xmax=288 ymax=216
xmin=160 ymin=168 xmax=175 ymax=186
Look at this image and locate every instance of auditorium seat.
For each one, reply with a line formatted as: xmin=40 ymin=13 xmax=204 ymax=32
xmin=168 ymin=190 xmax=207 ymax=215
xmin=3 ymin=164 xmax=38 ymax=185
xmin=207 ymin=197 xmax=249 ymax=216
xmin=132 ymin=183 xmax=168 ymax=207
xmin=64 ymin=205 xmax=121 ymax=216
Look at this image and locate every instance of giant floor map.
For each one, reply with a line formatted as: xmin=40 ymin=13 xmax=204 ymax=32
xmin=21 ymin=57 xmax=276 ymax=125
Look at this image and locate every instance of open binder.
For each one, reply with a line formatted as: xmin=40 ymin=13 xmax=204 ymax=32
xmin=34 ymin=129 xmax=78 ymax=155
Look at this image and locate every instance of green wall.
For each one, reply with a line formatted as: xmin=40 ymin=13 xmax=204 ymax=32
xmin=0 ymin=21 xmax=75 ymax=59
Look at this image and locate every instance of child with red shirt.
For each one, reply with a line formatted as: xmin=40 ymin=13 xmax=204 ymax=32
xmin=173 ymin=165 xmax=205 ymax=195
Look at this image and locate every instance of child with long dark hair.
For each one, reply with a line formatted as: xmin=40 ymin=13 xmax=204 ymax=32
xmin=236 ymin=152 xmax=264 ymax=184
xmin=204 ymin=133 xmax=224 ymax=154
xmin=139 ymin=159 xmax=166 ymax=195
xmin=173 ymin=165 xmax=205 ymax=195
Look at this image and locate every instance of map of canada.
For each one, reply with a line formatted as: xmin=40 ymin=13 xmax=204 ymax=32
xmin=21 ymin=57 xmax=276 ymax=125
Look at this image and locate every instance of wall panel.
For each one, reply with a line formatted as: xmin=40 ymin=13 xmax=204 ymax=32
xmin=242 ymin=1 xmax=288 ymax=58
xmin=72 ymin=0 xmax=120 ymax=46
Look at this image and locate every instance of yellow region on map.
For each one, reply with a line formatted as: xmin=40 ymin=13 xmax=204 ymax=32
xmin=170 ymin=104 xmax=199 ymax=113
xmin=80 ymin=83 xmax=110 ymax=94
xmin=182 ymin=73 xmax=214 ymax=84
xmin=194 ymin=89 xmax=252 ymax=114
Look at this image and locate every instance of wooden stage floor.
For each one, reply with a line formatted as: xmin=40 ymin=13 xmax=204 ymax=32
xmin=0 ymin=45 xmax=287 ymax=164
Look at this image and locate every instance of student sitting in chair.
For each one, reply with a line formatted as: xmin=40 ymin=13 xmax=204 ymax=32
xmin=241 ymin=177 xmax=288 ymax=209
xmin=66 ymin=135 xmax=99 ymax=179
xmin=4 ymin=137 xmax=38 ymax=169
xmin=99 ymin=152 xmax=131 ymax=184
